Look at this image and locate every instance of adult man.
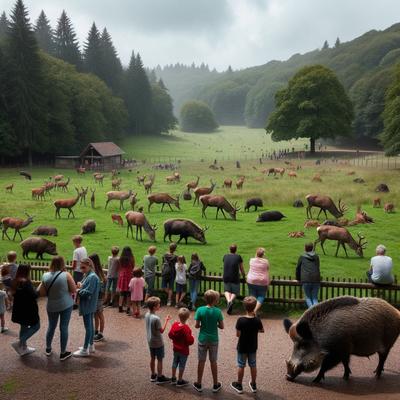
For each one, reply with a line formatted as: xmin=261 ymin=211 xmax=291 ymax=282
xmin=367 ymin=244 xmax=394 ymax=285
xmin=222 ymin=244 xmax=245 ymax=315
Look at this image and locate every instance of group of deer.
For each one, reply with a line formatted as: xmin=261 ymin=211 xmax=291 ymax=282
xmin=222 ymin=176 xmax=245 ymax=189
xmin=166 ymin=172 xmax=180 ymax=184
xmin=373 ymin=197 xmax=395 ymax=213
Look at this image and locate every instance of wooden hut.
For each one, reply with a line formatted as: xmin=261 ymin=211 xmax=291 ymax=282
xmin=79 ymin=142 xmax=125 ymax=171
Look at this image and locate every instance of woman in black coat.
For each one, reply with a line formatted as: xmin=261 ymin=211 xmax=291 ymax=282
xmin=11 ymin=264 xmax=40 ymax=356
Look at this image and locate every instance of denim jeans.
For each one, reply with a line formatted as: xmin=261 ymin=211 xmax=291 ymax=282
xmin=302 ymin=283 xmax=320 ymax=308
xmin=19 ymin=322 xmax=40 ymax=346
xmin=189 ymin=280 xmax=200 ymax=306
xmin=46 ymin=306 xmax=73 ymax=353
xmin=82 ymin=313 xmax=95 ymax=349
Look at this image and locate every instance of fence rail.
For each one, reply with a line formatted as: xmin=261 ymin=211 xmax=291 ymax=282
xmin=19 ymin=263 xmax=400 ymax=308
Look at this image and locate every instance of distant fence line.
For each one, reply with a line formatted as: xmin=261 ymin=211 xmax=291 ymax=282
xmin=22 ymin=262 xmax=400 ymax=308
xmin=347 ymin=153 xmax=400 ymax=170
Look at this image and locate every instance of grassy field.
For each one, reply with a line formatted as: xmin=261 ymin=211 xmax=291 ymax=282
xmin=0 ymin=128 xmax=399 ymax=280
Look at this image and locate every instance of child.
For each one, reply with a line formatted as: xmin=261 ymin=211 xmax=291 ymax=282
xmin=230 ymin=296 xmax=264 ymax=394
xmin=104 ymin=246 xmax=120 ymax=307
xmin=143 ymin=246 xmax=158 ymax=303
xmin=6 ymin=251 xmax=18 ymax=280
xmin=188 ymin=253 xmax=206 ymax=311
xmin=175 ymin=256 xmax=187 ymax=306
xmin=0 ymin=287 xmax=8 ymax=333
xmin=72 ymin=235 xmax=88 ymax=284
xmin=145 ymin=297 xmax=171 ymax=384
xmin=193 ymin=290 xmax=224 ymax=393
xmin=129 ymin=268 xmax=145 ymax=318
xmin=168 ymin=307 xmax=194 ymax=386
xmin=161 ymin=243 xmax=177 ymax=306
xmin=90 ymin=254 xmax=106 ymax=342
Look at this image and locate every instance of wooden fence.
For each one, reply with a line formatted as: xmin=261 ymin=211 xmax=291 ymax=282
xmin=23 ymin=262 xmax=400 ymax=308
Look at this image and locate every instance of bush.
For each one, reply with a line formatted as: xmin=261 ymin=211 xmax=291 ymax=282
xmin=180 ymin=100 xmax=218 ymax=132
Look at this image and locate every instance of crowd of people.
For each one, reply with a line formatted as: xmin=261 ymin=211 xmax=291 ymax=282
xmin=0 ymin=236 xmax=394 ymax=393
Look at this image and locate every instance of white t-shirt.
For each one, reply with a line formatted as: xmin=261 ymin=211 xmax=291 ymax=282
xmin=371 ymin=255 xmax=393 ymax=284
xmin=175 ymin=263 xmax=187 ymax=285
xmin=73 ymin=246 xmax=88 ymax=273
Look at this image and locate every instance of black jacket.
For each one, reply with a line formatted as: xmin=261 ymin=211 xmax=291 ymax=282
xmin=12 ymin=280 xmax=39 ymax=326
xmin=296 ymin=252 xmax=321 ymax=283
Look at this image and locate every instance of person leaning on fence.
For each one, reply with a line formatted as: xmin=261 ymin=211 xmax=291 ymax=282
xmin=367 ymin=244 xmax=394 ymax=285
xmin=38 ymin=256 xmax=76 ymax=361
xmin=295 ymin=243 xmax=321 ymax=308
xmin=188 ymin=253 xmax=206 ymax=311
xmin=246 ymin=248 xmax=270 ymax=315
xmin=143 ymin=246 xmax=158 ymax=303
xmin=161 ymin=243 xmax=178 ymax=306
xmin=104 ymin=246 xmax=120 ymax=307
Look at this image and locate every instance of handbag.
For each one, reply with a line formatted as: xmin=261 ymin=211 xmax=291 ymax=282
xmin=45 ymin=271 xmax=63 ymax=296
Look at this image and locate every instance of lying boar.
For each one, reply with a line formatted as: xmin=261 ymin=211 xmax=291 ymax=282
xmin=256 ymin=211 xmax=285 ymax=222
xmin=284 ymin=296 xmax=400 ymax=383
xmin=20 ymin=237 xmax=57 ymax=259
xmin=32 ymin=225 xmax=58 ymax=236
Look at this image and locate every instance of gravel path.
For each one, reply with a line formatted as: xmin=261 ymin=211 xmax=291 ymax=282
xmin=0 ymin=299 xmax=399 ymax=400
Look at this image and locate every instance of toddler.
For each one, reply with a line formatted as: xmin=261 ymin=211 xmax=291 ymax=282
xmin=129 ymin=268 xmax=145 ymax=318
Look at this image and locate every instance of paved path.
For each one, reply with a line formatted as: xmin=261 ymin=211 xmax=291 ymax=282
xmin=0 ymin=300 xmax=399 ymax=400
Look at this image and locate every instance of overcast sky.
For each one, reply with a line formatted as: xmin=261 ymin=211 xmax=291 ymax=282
xmin=3 ymin=0 xmax=400 ymax=70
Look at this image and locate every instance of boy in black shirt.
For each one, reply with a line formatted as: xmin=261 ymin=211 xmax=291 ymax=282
xmin=231 ymin=296 xmax=264 ymax=394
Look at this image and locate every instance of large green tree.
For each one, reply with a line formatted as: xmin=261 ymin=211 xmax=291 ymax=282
xmin=266 ymin=65 xmax=354 ymax=153
xmin=151 ymin=79 xmax=177 ymax=134
xmin=34 ymin=10 xmax=55 ymax=55
xmin=83 ymin=22 xmax=103 ymax=77
xmin=180 ymin=100 xmax=218 ymax=132
xmin=0 ymin=11 xmax=8 ymax=39
xmin=100 ymin=28 xmax=122 ymax=93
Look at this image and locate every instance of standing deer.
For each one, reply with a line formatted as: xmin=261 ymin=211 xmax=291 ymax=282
xmin=223 ymin=179 xmax=232 ymax=188
xmin=54 ymin=174 xmax=64 ymax=182
xmin=173 ymin=172 xmax=180 ymax=182
xmin=1 ymin=213 xmax=34 ymax=241
xmin=144 ymin=175 xmax=155 ymax=194
xmin=94 ymin=173 xmax=104 ymax=186
xmin=148 ymin=193 xmax=180 ymax=212
xmin=105 ymin=190 xmax=133 ymax=210
xmin=129 ymin=193 xmax=139 ymax=210
xmin=288 ymin=171 xmax=297 ymax=178
xmin=137 ymin=175 xmax=146 ymax=185
xmin=314 ymin=225 xmax=367 ymax=257
xmin=373 ymin=198 xmax=381 ymax=208
xmin=56 ymin=177 xmax=70 ymax=192
xmin=306 ymin=194 xmax=347 ymax=219
xmin=199 ymin=195 xmax=240 ymax=220
xmin=76 ymin=167 xmax=86 ymax=175
xmin=125 ymin=211 xmax=157 ymax=241
xmin=79 ymin=187 xmax=89 ymax=206
xmin=31 ymin=187 xmax=46 ymax=201
xmin=186 ymin=176 xmax=200 ymax=191
xmin=90 ymin=188 xmax=96 ymax=209
xmin=384 ymin=203 xmax=395 ymax=213
xmin=193 ymin=180 xmax=216 ymax=205
xmin=5 ymin=183 xmax=14 ymax=193
xmin=166 ymin=175 xmax=178 ymax=184
xmin=236 ymin=176 xmax=245 ymax=189
xmin=111 ymin=178 xmax=122 ymax=190
xmin=54 ymin=188 xmax=81 ymax=219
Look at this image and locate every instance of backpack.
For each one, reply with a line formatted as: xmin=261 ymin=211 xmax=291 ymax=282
xmin=189 ymin=261 xmax=203 ymax=280
xmin=161 ymin=259 xmax=173 ymax=280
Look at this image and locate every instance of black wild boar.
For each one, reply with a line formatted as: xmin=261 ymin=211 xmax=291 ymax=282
xmin=163 ymin=218 xmax=208 ymax=244
xmin=284 ymin=296 xmax=400 ymax=383
xmin=256 ymin=211 xmax=285 ymax=222
xmin=20 ymin=237 xmax=57 ymax=259
xmin=293 ymin=199 xmax=304 ymax=208
xmin=244 ymin=198 xmax=263 ymax=212
xmin=81 ymin=219 xmax=96 ymax=234
xmin=32 ymin=225 xmax=58 ymax=236
xmin=375 ymin=183 xmax=389 ymax=192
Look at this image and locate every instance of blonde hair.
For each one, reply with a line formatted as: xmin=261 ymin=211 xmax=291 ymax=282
xmin=178 ymin=307 xmax=190 ymax=323
xmin=256 ymin=248 xmax=265 ymax=258
xmin=204 ymin=289 xmax=220 ymax=306
xmin=147 ymin=296 xmax=161 ymax=311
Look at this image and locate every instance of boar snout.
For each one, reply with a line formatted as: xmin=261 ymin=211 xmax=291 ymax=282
xmin=286 ymin=359 xmax=303 ymax=381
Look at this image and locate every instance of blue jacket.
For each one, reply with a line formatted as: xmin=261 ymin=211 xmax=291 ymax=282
xmin=78 ymin=271 xmax=100 ymax=315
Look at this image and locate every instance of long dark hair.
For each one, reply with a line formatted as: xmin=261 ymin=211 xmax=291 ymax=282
xmin=12 ymin=264 xmax=31 ymax=291
xmin=120 ymin=246 xmax=135 ymax=268
xmin=89 ymin=253 xmax=106 ymax=282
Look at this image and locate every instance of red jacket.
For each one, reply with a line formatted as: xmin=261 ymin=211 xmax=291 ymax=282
xmin=168 ymin=321 xmax=194 ymax=356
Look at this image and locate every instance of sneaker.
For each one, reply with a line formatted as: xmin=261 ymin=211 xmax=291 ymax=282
xmin=45 ymin=348 xmax=52 ymax=356
xmin=11 ymin=341 xmax=23 ymax=355
xmin=230 ymin=382 xmax=243 ymax=394
xmin=212 ymin=382 xmax=222 ymax=393
xmin=192 ymin=382 xmax=203 ymax=392
xmin=150 ymin=374 xmax=157 ymax=382
xmin=167 ymin=301 xmax=172 ymax=307
xmin=60 ymin=351 xmax=72 ymax=361
xmin=171 ymin=377 xmax=177 ymax=385
xmin=248 ymin=381 xmax=257 ymax=393
xmin=93 ymin=333 xmax=104 ymax=342
xmin=79 ymin=344 xmax=95 ymax=353
xmin=73 ymin=348 xmax=89 ymax=357
xmin=20 ymin=346 xmax=36 ymax=356
xmin=156 ymin=375 xmax=171 ymax=385
xmin=176 ymin=379 xmax=189 ymax=387
xmin=1 ymin=327 xmax=9 ymax=333
xmin=227 ymin=302 xmax=233 ymax=315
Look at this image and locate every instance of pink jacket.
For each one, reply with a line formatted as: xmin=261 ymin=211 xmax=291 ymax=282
xmin=247 ymin=257 xmax=270 ymax=286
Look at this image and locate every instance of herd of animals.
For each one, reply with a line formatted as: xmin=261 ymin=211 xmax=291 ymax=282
xmin=0 ymin=167 xmax=395 ymax=261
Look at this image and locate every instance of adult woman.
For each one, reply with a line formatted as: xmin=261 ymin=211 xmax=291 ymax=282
xmin=117 ymin=246 xmax=135 ymax=314
xmin=38 ymin=256 xmax=76 ymax=361
xmin=73 ymin=258 xmax=100 ymax=357
xmin=11 ymin=264 xmax=40 ymax=356
xmin=246 ymin=248 xmax=270 ymax=314
xmin=188 ymin=253 xmax=206 ymax=311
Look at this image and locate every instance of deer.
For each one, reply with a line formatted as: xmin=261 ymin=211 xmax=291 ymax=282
xmin=129 ymin=193 xmax=139 ymax=210
xmin=111 ymin=169 xmax=118 ymax=178
xmin=346 ymin=171 xmax=356 ymax=176
xmin=173 ymin=172 xmax=180 ymax=182
xmin=373 ymin=198 xmax=381 ymax=208
xmin=186 ymin=176 xmax=200 ymax=191
xmin=236 ymin=176 xmax=245 ymax=189
xmin=137 ymin=175 xmax=146 ymax=185
xmin=56 ymin=177 xmax=70 ymax=192
xmin=314 ymin=225 xmax=367 ymax=257
xmin=306 ymin=194 xmax=347 ymax=220
xmin=54 ymin=174 xmax=64 ymax=182
xmin=76 ymin=167 xmax=86 ymax=175
xmin=94 ymin=173 xmax=104 ymax=186
xmin=223 ymin=179 xmax=232 ymax=188
xmin=199 ymin=195 xmax=240 ymax=220
xmin=166 ymin=175 xmax=178 ymax=184
xmin=43 ymin=181 xmax=55 ymax=195
xmin=275 ymin=167 xmax=285 ymax=177
xmin=1 ymin=213 xmax=34 ymax=241
xmin=90 ymin=188 xmax=96 ymax=209
xmin=350 ymin=206 xmax=374 ymax=225
xmin=312 ymin=174 xmax=322 ymax=182
xmin=125 ymin=211 xmax=157 ymax=241
xmin=5 ymin=183 xmax=14 ymax=193
xmin=288 ymin=171 xmax=297 ymax=178
xmin=54 ymin=187 xmax=81 ymax=219
xmin=112 ymin=178 xmax=122 ymax=190
xmin=148 ymin=193 xmax=180 ymax=212
xmin=193 ymin=180 xmax=216 ymax=205
xmin=111 ymin=214 xmax=123 ymax=226
xmin=105 ymin=190 xmax=133 ymax=210
xmin=79 ymin=187 xmax=89 ymax=206
xmin=384 ymin=203 xmax=395 ymax=213
xmin=144 ymin=175 xmax=155 ymax=194
xmin=31 ymin=187 xmax=46 ymax=201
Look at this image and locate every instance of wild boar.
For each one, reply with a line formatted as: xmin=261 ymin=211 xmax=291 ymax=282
xmin=375 ymin=183 xmax=389 ymax=193
xmin=293 ymin=199 xmax=304 ymax=208
xmin=244 ymin=198 xmax=263 ymax=212
xmin=20 ymin=237 xmax=57 ymax=259
xmin=256 ymin=211 xmax=285 ymax=222
xmin=163 ymin=219 xmax=208 ymax=244
xmin=81 ymin=219 xmax=96 ymax=234
xmin=32 ymin=225 xmax=58 ymax=236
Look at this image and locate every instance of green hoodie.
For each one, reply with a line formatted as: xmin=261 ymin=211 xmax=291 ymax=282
xmin=296 ymin=251 xmax=321 ymax=283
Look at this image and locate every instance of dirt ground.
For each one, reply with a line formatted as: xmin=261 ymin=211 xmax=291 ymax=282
xmin=0 ymin=299 xmax=399 ymax=400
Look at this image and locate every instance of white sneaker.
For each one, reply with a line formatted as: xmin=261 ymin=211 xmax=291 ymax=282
xmin=73 ymin=348 xmax=90 ymax=357
xmin=20 ymin=346 xmax=36 ymax=356
xmin=11 ymin=341 xmax=23 ymax=355
xmin=79 ymin=344 xmax=95 ymax=353
xmin=1 ymin=327 xmax=9 ymax=333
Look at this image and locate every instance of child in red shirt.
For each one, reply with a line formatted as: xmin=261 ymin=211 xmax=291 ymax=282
xmin=168 ymin=307 xmax=194 ymax=386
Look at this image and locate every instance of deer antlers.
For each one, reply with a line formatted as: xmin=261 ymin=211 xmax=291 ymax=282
xmin=338 ymin=199 xmax=348 ymax=214
xmin=357 ymin=233 xmax=368 ymax=249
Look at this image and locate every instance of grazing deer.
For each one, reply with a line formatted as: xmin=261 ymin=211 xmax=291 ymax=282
xmin=111 ymin=178 xmax=122 ymax=190
xmin=312 ymin=174 xmax=322 ymax=182
xmin=90 ymin=188 xmax=96 ymax=209
xmin=148 ymin=193 xmax=180 ymax=212
xmin=5 ymin=183 xmax=14 ymax=193
xmin=105 ymin=190 xmax=133 ymax=210
xmin=54 ymin=188 xmax=81 ymax=219
xmin=288 ymin=171 xmax=297 ymax=178
xmin=1 ymin=213 xmax=34 ymax=241
xmin=79 ymin=187 xmax=89 ymax=206
xmin=384 ymin=203 xmax=395 ymax=213
xmin=199 ymin=195 xmax=240 ymax=220
xmin=31 ymin=187 xmax=46 ymax=201
xmin=166 ymin=175 xmax=178 ymax=184
xmin=111 ymin=214 xmax=123 ymax=226
xmin=306 ymin=194 xmax=347 ymax=219
xmin=125 ymin=211 xmax=157 ymax=241
xmin=56 ymin=177 xmax=70 ymax=192
xmin=236 ymin=176 xmax=245 ymax=189
xmin=223 ymin=179 xmax=232 ymax=188
xmin=144 ymin=175 xmax=155 ymax=194
xmin=186 ymin=176 xmax=200 ymax=191
xmin=314 ymin=225 xmax=367 ymax=257
xmin=76 ymin=167 xmax=86 ymax=175
xmin=193 ymin=180 xmax=216 ymax=205
xmin=373 ymin=198 xmax=381 ymax=208
xmin=54 ymin=174 xmax=64 ymax=182
xmin=94 ymin=174 xmax=104 ymax=186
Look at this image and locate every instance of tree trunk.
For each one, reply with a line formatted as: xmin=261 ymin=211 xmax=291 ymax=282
xmin=310 ymin=137 xmax=316 ymax=154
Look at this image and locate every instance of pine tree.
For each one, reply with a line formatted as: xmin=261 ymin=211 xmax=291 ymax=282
xmin=322 ymin=40 xmax=329 ymax=50
xmin=54 ymin=10 xmax=81 ymax=69
xmin=7 ymin=0 xmax=47 ymax=166
xmin=335 ymin=37 xmax=341 ymax=48
xmin=151 ymin=79 xmax=177 ymax=134
xmin=148 ymin=68 xmax=157 ymax=84
xmin=0 ymin=11 xmax=8 ymax=39
xmin=227 ymin=65 xmax=233 ymax=74
xmin=158 ymin=78 xmax=167 ymax=90
xmin=34 ymin=10 xmax=55 ymax=55
xmin=83 ymin=22 xmax=103 ymax=77
xmin=100 ymin=27 xmax=122 ymax=92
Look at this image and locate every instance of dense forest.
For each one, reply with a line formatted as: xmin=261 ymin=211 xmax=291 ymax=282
xmin=156 ymin=24 xmax=400 ymax=144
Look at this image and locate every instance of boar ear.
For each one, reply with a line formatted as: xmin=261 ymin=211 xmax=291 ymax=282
xmin=296 ymin=321 xmax=313 ymax=340
xmin=283 ymin=318 xmax=293 ymax=333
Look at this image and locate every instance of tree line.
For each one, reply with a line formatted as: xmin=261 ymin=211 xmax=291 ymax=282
xmin=0 ymin=0 xmax=176 ymax=165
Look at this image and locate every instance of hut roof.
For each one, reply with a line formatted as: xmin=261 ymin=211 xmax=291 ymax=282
xmin=80 ymin=142 xmax=125 ymax=158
